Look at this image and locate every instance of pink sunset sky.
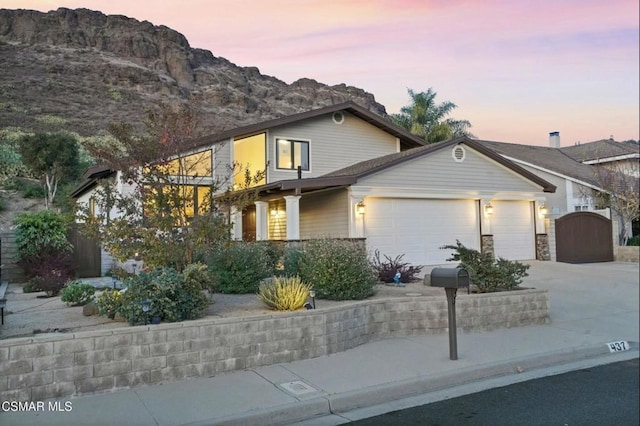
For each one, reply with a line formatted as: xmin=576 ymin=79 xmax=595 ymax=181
xmin=2 ymin=0 xmax=639 ymax=146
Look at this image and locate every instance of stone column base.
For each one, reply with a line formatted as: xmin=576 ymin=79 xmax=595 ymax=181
xmin=536 ymin=234 xmax=550 ymax=260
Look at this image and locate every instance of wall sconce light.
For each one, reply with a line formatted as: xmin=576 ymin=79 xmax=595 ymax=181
xmin=484 ymin=202 xmax=494 ymax=216
xmin=539 ymin=204 xmax=548 ymax=216
xmin=356 ymin=201 xmax=365 ymax=215
xmin=270 ymin=208 xmax=278 ymax=216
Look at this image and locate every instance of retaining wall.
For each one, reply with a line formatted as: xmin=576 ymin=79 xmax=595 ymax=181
xmin=0 ymin=289 xmax=549 ymax=401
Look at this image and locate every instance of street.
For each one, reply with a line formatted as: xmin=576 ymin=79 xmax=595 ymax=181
xmin=350 ymin=358 xmax=639 ymax=426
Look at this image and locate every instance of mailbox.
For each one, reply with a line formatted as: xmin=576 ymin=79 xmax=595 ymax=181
xmin=430 ymin=267 xmax=469 ymax=289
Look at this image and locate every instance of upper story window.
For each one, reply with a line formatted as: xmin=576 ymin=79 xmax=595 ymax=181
xmin=147 ymin=150 xmax=212 ymax=178
xmin=276 ymin=138 xmax=309 ymax=171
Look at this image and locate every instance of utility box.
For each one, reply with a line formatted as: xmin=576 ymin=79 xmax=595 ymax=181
xmin=430 ymin=267 xmax=469 ymax=289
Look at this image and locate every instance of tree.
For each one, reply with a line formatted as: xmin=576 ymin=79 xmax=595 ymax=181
xmin=391 ymin=88 xmax=474 ymax=143
xmin=18 ymin=133 xmax=81 ymax=209
xmin=588 ymin=167 xmax=639 ymax=246
xmin=79 ymin=102 xmax=264 ymax=271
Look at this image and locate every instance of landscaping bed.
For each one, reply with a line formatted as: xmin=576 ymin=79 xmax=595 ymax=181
xmin=0 ymin=281 xmax=442 ymax=340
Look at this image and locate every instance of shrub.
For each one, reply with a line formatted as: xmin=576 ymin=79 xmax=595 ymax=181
xmin=281 ymin=245 xmax=304 ymax=277
xmin=370 ymin=250 xmax=423 ymax=283
xmin=626 ymin=235 xmax=640 ymax=246
xmin=18 ymin=251 xmax=75 ymax=296
xmin=206 ymin=242 xmax=278 ymax=293
xmin=60 ymin=281 xmax=96 ymax=306
xmin=297 ymin=239 xmax=377 ymax=300
xmin=115 ymin=265 xmax=209 ymax=325
xmin=14 ymin=210 xmax=72 ymax=258
xmin=441 ymin=240 xmax=529 ymax=292
xmin=258 ymin=276 xmax=312 ymax=311
xmin=95 ymin=289 xmax=124 ymax=318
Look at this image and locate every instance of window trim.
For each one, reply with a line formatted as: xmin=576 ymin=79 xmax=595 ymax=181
xmin=274 ymin=137 xmax=311 ymax=172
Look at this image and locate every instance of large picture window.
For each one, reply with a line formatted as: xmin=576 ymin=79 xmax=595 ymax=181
xmin=276 ymin=138 xmax=309 ymax=171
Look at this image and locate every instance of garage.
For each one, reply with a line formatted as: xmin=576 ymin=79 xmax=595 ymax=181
xmin=491 ymin=200 xmax=535 ymax=260
xmin=365 ymin=198 xmax=480 ymax=266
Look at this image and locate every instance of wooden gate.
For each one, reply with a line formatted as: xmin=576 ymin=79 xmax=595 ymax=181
xmin=555 ymin=212 xmax=613 ymax=263
xmin=68 ymin=224 xmax=101 ymax=277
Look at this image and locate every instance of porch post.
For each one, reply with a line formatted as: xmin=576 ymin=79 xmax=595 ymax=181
xmin=284 ymin=195 xmax=301 ymax=240
xmin=255 ymin=201 xmax=268 ymax=241
xmin=230 ymin=206 xmax=243 ymax=240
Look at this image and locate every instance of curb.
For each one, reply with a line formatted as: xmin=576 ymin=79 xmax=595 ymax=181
xmin=199 ymin=341 xmax=639 ymax=426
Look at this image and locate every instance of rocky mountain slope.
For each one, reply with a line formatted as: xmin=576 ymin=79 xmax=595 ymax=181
xmin=0 ymin=7 xmax=388 ymax=137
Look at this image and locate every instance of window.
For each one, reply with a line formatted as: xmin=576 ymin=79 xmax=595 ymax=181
xmin=146 ymin=150 xmax=213 ymax=178
xmin=142 ymin=184 xmax=211 ymax=222
xmin=276 ymin=138 xmax=309 ymax=171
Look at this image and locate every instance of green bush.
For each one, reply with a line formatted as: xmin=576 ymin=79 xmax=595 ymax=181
xmin=95 ymin=289 xmax=124 ymax=318
xmin=60 ymin=280 xmax=96 ymax=306
xmin=206 ymin=242 xmax=278 ymax=294
xmin=441 ymin=240 xmax=529 ymax=292
xmin=298 ymin=239 xmax=377 ymax=300
xmin=282 ymin=245 xmax=304 ymax=277
xmin=115 ymin=264 xmax=209 ymax=325
xmin=626 ymin=235 xmax=640 ymax=246
xmin=258 ymin=276 xmax=312 ymax=311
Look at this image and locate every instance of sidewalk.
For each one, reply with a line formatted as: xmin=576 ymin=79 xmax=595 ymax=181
xmin=2 ymin=261 xmax=639 ymax=426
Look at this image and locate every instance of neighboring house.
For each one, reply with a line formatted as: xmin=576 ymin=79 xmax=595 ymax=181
xmin=478 ymin=139 xmax=604 ymax=215
xmin=478 ymin=135 xmax=638 ymax=246
xmin=73 ymin=102 xmax=556 ymax=273
xmin=560 ymin=139 xmax=640 ymax=177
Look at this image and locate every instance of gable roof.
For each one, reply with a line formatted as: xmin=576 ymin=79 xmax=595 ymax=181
xmin=250 ymin=137 xmax=556 ymax=195
xmin=560 ymin=139 xmax=639 ymax=163
xmin=70 ymin=165 xmax=115 ymax=198
xmin=186 ymin=101 xmax=427 ymax=150
xmin=478 ymin=140 xmax=601 ymax=187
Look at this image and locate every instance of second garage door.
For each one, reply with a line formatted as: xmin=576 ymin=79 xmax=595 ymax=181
xmin=491 ymin=201 xmax=535 ymax=260
xmin=365 ymin=198 xmax=480 ymax=266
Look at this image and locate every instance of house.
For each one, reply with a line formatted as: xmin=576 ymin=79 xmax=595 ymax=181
xmin=478 ymin=134 xmax=638 ymax=245
xmin=560 ymin=138 xmax=640 ymax=177
xmin=73 ymin=102 xmax=557 ymax=274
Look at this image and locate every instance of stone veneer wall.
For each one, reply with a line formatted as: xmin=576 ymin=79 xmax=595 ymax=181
xmin=615 ymin=246 xmax=640 ymax=262
xmin=0 ymin=289 xmax=549 ymax=401
xmin=535 ymin=234 xmax=550 ymax=261
xmin=480 ymin=235 xmax=494 ymax=257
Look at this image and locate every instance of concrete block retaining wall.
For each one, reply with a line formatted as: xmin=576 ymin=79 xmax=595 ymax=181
xmin=0 ymin=289 xmax=549 ymax=401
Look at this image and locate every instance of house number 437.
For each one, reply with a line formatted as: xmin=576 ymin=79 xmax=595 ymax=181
xmin=606 ymin=341 xmax=629 ymax=353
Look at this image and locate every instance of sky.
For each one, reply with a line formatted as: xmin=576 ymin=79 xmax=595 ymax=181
xmin=2 ymin=0 xmax=639 ymax=146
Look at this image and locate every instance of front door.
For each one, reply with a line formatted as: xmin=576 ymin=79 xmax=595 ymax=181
xmin=242 ymin=205 xmax=256 ymax=242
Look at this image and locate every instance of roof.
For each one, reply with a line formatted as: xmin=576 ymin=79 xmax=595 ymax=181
xmin=185 ymin=101 xmax=427 ymax=151
xmin=70 ymin=165 xmax=115 ymax=198
xmin=478 ymin=140 xmax=601 ymax=187
xmin=560 ymin=139 xmax=640 ymax=163
xmin=246 ymin=137 xmax=556 ymax=196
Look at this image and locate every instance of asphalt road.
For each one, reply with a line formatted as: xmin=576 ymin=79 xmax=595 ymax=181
xmin=350 ymin=358 xmax=639 ymax=426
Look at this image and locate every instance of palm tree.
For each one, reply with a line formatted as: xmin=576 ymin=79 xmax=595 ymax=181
xmin=391 ymin=88 xmax=474 ymax=143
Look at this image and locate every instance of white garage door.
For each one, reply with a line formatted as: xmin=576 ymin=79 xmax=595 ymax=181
xmin=365 ymin=198 xmax=480 ymax=266
xmin=491 ymin=201 xmax=535 ymax=260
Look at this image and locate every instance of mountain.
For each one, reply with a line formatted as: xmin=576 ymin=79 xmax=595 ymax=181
xmin=0 ymin=7 xmax=388 ymax=137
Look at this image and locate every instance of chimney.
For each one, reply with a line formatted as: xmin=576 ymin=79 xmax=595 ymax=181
xmin=549 ymin=131 xmax=560 ymax=148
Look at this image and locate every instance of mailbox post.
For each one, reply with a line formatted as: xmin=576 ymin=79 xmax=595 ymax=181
xmin=430 ymin=267 xmax=470 ymax=360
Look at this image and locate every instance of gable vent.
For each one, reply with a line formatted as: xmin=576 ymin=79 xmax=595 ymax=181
xmin=332 ymin=111 xmax=344 ymax=124
xmin=452 ymin=145 xmax=466 ymax=162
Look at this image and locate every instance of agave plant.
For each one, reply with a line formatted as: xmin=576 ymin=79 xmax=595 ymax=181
xmin=258 ymin=276 xmax=312 ymax=311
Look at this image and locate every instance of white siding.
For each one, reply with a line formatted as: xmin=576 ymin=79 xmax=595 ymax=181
xmin=267 ymin=111 xmax=398 ymax=182
xmin=358 ymin=145 xmax=543 ymax=194
xmin=299 ymin=189 xmax=349 ymax=239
